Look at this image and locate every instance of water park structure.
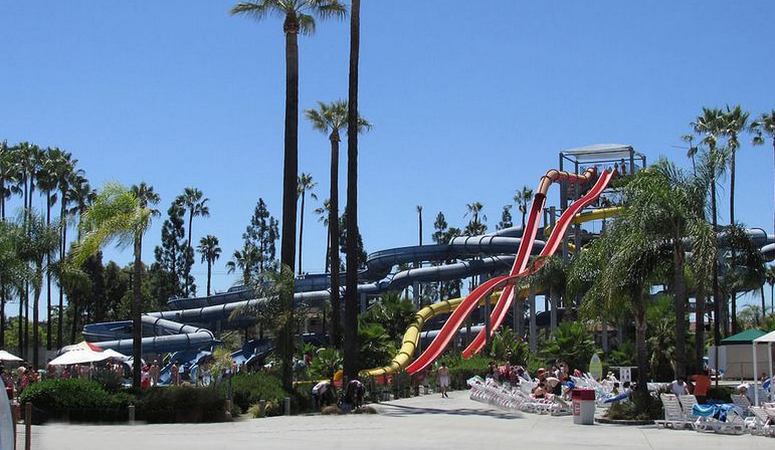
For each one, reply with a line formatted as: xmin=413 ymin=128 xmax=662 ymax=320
xmin=78 ymin=144 xmax=775 ymax=382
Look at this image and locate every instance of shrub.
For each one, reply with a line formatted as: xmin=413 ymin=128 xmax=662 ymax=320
xmin=231 ymin=373 xmax=288 ymax=415
xmin=604 ymin=391 xmax=663 ymax=421
xmin=247 ymin=400 xmax=280 ymax=418
xmin=439 ymin=354 xmax=490 ymax=389
xmin=19 ymin=379 xmax=130 ymax=424
xmin=136 ymin=385 xmax=227 ymax=423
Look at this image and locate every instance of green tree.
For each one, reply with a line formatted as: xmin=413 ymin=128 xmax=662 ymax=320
xmin=231 ymin=0 xmax=347 ymax=391
xmin=226 ymin=242 xmax=261 ymax=286
xmin=313 ymin=199 xmax=331 ymax=272
xmin=514 ymin=186 xmax=534 ymax=229
xmin=154 ymin=202 xmax=193 ymax=297
xmin=766 ymin=265 xmax=775 ymax=314
xmin=542 ymin=322 xmax=596 ymax=373
xmin=681 ymin=134 xmax=699 ymax=175
xmin=177 ymin=187 xmax=209 ymax=296
xmin=496 ymin=205 xmax=513 ymax=230
xmin=74 ymin=183 xmax=158 ymax=388
xmin=464 ymin=202 xmax=487 ymax=235
xmin=244 ymin=198 xmax=279 ymax=272
xmin=306 ymin=100 xmax=371 ymax=348
xmin=528 ymin=255 xmax=568 ymax=334
xmin=751 ymin=110 xmax=775 ymax=234
xmin=296 ymin=173 xmax=317 ymax=275
xmin=197 ymin=235 xmax=222 ymax=296
xmin=361 ymin=292 xmax=415 ymax=345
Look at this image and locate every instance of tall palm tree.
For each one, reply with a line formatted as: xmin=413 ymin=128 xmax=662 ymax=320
xmin=464 ymin=202 xmax=487 ymax=235
xmin=765 ymin=265 xmax=775 ymax=314
xmin=177 ymin=187 xmax=209 ymax=296
xmin=231 ymin=0 xmax=347 ymax=391
xmin=74 ymin=183 xmax=157 ymax=388
xmin=681 ymin=134 xmax=698 ymax=175
xmin=197 ymin=235 xmax=222 ymax=296
xmin=751 ymin=110 xmax=775 ymax=234
xmin=305 ymin=100 xmax=371 ymax=348
xmin=0 ymin=141 xmax=16 ymax=348
xmin=55 ymin=154 xmax=80 ymax=348
xmin=720 ymin=105 xmax=750 ymax=228
xmin=693 ymin=107 xmax=727 ymax=340
xmin=226 ymin=242 xmax=260 ymax=286
xmin=38 ymin=148 xmax=62 ymax=349
xmin=296 ymin=173 xmax=317 ymax=275
xmin=313 ymin=199 xmax=331 ymax=272
xmin=344 ymin=0 xmax=361 ymax=380
xmin=18 ymin=213 xmax=59 ymax=369
xmin=514 ymin=186 xmax=534 ymax=229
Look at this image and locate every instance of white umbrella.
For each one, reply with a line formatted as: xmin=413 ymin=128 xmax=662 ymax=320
xmin=102 ymin=349 xmax=129 ymax=361
xmin=0 ymin=350 xmax=23 ymax=362
xmin=48 ymin=350 xmax=109 ymax=366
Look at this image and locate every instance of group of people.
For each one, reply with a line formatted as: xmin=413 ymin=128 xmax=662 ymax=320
xmin=1 ymin=363 xmax=40 ymax=399
xmin=669 ymin=370 xmax=712 ymax=403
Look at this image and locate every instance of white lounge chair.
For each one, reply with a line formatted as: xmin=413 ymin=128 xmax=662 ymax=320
xmin=746 ymin=407 xmax=775 ymax=437
xmin=655 ymin=394 xmax=689 ymax=429
xmin=678 ymin=394 xmax=700 ymax=425
xmin=731 ymin=394 xmax=752 ymax=415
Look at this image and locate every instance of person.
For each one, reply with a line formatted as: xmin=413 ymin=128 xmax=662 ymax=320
xmin=690 ymin=370 xmax=711 ymax=403
xmin=343 ymin=379 xmax=365 ymax=411
xmin=150 ymin=361 xmax=160 ymax=386
xmin=532 ymin=381 xmax=547 ymax=399
xmin=536 ymin=368 xmax=547 ymax=382
xmin=670 ymin=377 xmax=689 ymax=396
xmin=140 ymin=366 xmax=151 ymax=390
xmin=437 ymin=362 xmax=450 ymax=398
xmin=736 ymin=383 xmax=755 ymax=404
xmin=170 ymin=362 xmax=180 ymax=386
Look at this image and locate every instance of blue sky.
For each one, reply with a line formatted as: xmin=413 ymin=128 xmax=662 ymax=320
xmin=1 ymin=1 xmax=774 ymax=310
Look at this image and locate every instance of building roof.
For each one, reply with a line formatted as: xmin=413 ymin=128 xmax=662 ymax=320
xmin=561 ymin=144 xmax=636 ymax=161
xmin=721 ymin=328 xmax=767 ymax=345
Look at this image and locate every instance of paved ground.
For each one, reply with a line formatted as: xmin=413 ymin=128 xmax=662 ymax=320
xmin=21 ymin=391 xmax=774 ymax=450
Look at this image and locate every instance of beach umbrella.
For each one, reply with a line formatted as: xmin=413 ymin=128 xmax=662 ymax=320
xmin=0 ymin=350 xmax=23 ymax=362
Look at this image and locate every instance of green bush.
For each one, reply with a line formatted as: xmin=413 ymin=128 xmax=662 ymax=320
xmin=19 ymin=379 xmax=130 ymax=424
xmin=439 ymin=354 xmax=491 ymax=389
xmin=136 ymin=385 xmax=227 ymax=423
xmin=231 ymin=373 xmax=288 ymax=415
xmin=604 ymin=391 xmax=663 ymax=421
xmin=707 ymin=386 xmax=733 ymax=403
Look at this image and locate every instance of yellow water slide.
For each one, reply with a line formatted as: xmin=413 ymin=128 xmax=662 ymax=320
xmin=360 ymin=207 xmax=622 ymax=377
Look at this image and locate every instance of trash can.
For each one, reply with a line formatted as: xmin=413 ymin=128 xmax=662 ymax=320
xmin=572 ymin=388 xmax=596 ymax=425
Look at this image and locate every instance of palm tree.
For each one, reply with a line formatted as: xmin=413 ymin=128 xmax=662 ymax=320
xmin=765 ymin=265 xmax=775 ymax=313
xmin=38 ymin=148 xmax=62 ymax=349
xmin=751 ymin=110 xmax=775 ymax=234
xmin=313 ymin=199 xmax=331 ymax=272
xmin=719 ymin=105 xmax=750 ymax=228
xmin=177 ymin=187 xmax=209 ymax=296
xmin=0 ymin=141 xmax=16 ymax=348
xmin=74 ymin=183 xmax=157 ymax=388
xmin=231 ymin=0 xmax=347 ymax=390
xmin=514 ymin=186 xmax=534 ymax=229
xmin=681 ymin=134 xmax=698 ymax=175
xmin=296 ymin=173 xmax=317 ymax=275
xmin=226 ymin=242 xmax=260 ymax=286
xmin=197 ymin=235 xmax=222 ymax=296
xmin=55 ymin=154 xmax=80 ymax=348
xmin=693 ymin=107 xmax=727 ymax=339
xmin=305 ymin=100 xmax=371 ymax=348
xmin=528 ymin=255 xmax=568 ymax=334
xmin=18 ymin=213 xmax=59 ymax=369
xmin=344 ymin=0 xmax=361 ymax=380
xmin=464 ymin=202 xmax=487 ymax=235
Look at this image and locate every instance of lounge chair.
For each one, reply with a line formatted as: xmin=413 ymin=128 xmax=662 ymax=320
xmin=730 ymin=394 xmax=752 ymax=415
xmin=655 ymin=394 xmax=689 ymax=429
xmin=678 ymin=394 xmax=700 ymax=424
xmin=691 ymin=403 xmax=746 ymax=435
xmin=745 ymin=407 xmax=775 ymax=437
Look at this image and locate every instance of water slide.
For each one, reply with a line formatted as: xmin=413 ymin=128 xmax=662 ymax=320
xmin=405 ymin=168 xmax=606 ymax=375
xmin=84 ymin=232 xmax=549 ymax=354
xmin=461 ymin=169 xmax=616 ymax=358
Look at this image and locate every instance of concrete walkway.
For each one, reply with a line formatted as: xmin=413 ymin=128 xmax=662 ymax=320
xmin=25 ymin=391 xmax=773 ymax=449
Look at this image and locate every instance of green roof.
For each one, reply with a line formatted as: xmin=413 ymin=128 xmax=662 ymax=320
xmin=721 ymin=329 xmax=767 ymax=345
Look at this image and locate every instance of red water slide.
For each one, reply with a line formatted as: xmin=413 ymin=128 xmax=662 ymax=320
xmin=460 ymin=169 xmax=615 ymax=358
xmin=405 ymin=167 xmax=606 ymax=375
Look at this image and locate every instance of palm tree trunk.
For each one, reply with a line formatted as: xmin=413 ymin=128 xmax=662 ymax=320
xmin=206 ymin=260 xmax=212 ymax=297
xmin=46 ymin=190 xmax=52 ymax=350
xmin=343 ymin=0 xmax=361 ymax=380
xmin=17 ymin=288 xmax=23 ymax=356
xmin=549 ymin=287 xmax=557 ymax=335
xmin=58 ymin=208 xmax=66 ymax=349
xmin=32 ymin=274 xmax=41 ymax=370
xmin=186 ymin=210 xmax=193 ymax=297
xmin=634 ymin=302 xmax=649 ymax=393
xmin=132 ymin=233 xmax=143 ymax=389
xmin=329 ymin=134 xmax=342 ymax=348
xmin=298 ymin=191 xmax=305 ymax=275
xmin=730 ymin=148 xmax=736 ymax=226
xmin=278 ymin=20 xmax=300 ymax=392
xmin=695 ymin=281 xmax=706 ymax=372
xmin=672 ymin=236 xmax=687 ymax=378
xmin=761 ymin=285 xmax=766 ymax=319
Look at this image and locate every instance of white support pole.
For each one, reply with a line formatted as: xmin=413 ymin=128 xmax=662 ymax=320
xmin=769 ymin=342 xmax=773 ymax=400
xmin=753 ymin=342 xmax=759 ymax=406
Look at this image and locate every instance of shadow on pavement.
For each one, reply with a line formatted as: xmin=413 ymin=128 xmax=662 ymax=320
xmin=375 ymin=403 xmax=521 ymax=420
